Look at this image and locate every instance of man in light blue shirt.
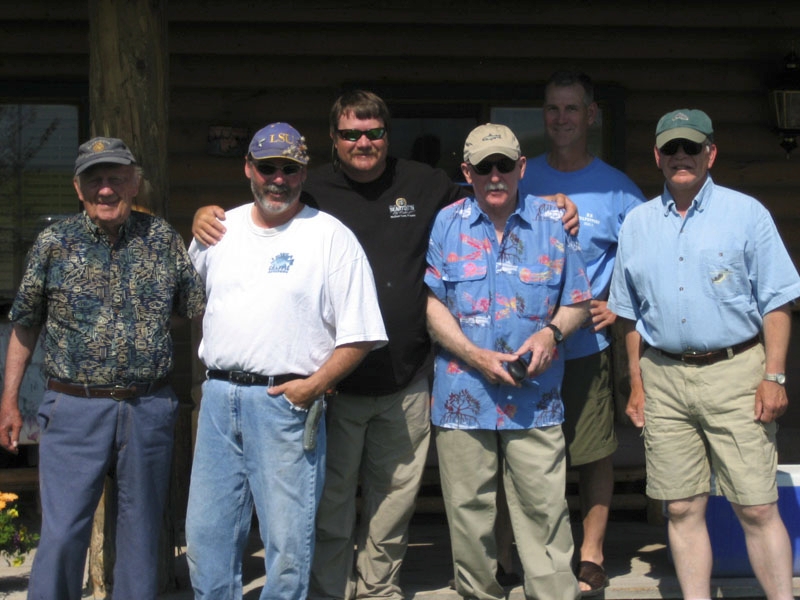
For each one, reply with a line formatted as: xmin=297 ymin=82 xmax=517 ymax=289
xmin=518 ymin=71 xmax=646 ymax=594
xmin=608 ymin=109 xmax=800 ymax=600
xmin=426 ymin=123 xmax=591 ymax=600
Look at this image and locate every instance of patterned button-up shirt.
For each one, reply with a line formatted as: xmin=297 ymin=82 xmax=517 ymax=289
xmin=425 ymin=194 xmax=591 ymax=430
xmin=10 ymin=211 xmax=205 ymax=385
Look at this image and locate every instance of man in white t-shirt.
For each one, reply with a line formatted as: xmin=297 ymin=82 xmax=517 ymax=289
xmin=184 ymin=122 xmax=387 ymax=600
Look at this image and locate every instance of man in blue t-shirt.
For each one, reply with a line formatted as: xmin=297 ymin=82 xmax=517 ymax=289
xmin=517 ymin=70 xmax=646 ymax=596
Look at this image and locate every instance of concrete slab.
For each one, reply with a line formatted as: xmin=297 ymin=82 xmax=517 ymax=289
xmin=2 ymin=513 xmax=796 ymax=599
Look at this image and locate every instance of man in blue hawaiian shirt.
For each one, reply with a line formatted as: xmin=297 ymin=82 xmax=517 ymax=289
xmin=425 ymin=123 xmax=591 ymax=600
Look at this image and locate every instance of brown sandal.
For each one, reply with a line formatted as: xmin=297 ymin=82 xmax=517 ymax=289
xmin=577 ymin=560 xmax=609 ymax=596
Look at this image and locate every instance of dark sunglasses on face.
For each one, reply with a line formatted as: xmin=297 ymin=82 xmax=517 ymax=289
xmin=252 ymin=161 xmax=304 ymax=176
xmin=659 ymin=139 xmax=705 ymax=156
xmin=336 ymin=127 xmax=387 ymax=142
xmin=471 ymin=157 xmax=518 ymax=175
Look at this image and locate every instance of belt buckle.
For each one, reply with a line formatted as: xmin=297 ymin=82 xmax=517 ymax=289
xmin=238 ymin=372 xmax=255 ymax=385
xmin=110 ymin=385 xmax=130 ymax=401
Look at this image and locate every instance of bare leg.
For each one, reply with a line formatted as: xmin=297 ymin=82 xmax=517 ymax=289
xmin=732 ymin=501 xmax=794 ymax=600
xmin=666 ymin=494 xmax=713 ymax=600
xmin=577 ymin=455 xmax=613 ymax=567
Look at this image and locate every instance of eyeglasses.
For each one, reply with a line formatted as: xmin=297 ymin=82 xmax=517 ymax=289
xmin=659 ymin=139 xmax=705 ymax=156
xmin=251 ymin=161 xmax=304 ymax=176
xmin=470 ymin=157 xmax=518 ymax=175
xmin=336 ymin=128 xmax=387 ymax=142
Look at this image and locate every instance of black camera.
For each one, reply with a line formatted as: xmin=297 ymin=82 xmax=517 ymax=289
xmin=506 ymin=352 xmax=531 ymax=383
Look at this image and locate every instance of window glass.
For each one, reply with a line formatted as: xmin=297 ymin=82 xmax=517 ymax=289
xmin=0 ymin=104 xmax=79 ymax=304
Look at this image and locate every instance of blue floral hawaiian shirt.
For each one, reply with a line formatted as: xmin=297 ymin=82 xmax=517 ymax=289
xmin=425 ymin=194 xmax=591 ymax=430
xmin=10 ymin=211 xmax=205 ymax=385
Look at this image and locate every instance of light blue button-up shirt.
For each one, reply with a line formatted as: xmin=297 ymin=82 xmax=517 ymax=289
xmin=425 ymin=194 xmax=591 ymax=430
xmin=608 ymin=176 xmax=800 ymax=353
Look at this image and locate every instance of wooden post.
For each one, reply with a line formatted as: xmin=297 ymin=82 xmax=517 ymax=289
xmin=85 ymin=0 xmax=172 ymax=596
xmin=87 ymin=0 xmax=169 ymax=218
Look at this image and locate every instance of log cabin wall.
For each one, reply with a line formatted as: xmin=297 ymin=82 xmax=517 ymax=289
xmin=2 ymin=1 xmax=800 ymax=427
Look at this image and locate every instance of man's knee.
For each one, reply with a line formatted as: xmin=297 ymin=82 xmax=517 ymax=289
xmin=665 ymin=494 xmax=708 ymax=523
xmin=732 ymin=501 xmax=780 ymax=529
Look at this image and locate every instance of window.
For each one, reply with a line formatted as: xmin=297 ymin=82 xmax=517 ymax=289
xmin=350 ymin=82 xmax=627 ymax=178
xmin=0 ymin=91 xmax=85 ymax=306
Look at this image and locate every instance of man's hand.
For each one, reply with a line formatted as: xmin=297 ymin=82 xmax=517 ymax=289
xmin=269 ymin=378 xmax=319 ymax=410
xmin=0 ymin=396 xmax=22 ymax=454
xmin=754 ymin=380 xmax=788 ymax=423
xmin=544 ymin=193 xmax=580 ymax=236
xmin=515 ymin=328 xmax=557 ymax=378
xmin=625 ymin=386 xmax=645 ymax=428
xmin=589 ymin=299 xmax=616 ymax=332
xmin=467 ymin=347 xmax=523 ymax=386
xmin=192 ymin=205 xmax=227 ymax=246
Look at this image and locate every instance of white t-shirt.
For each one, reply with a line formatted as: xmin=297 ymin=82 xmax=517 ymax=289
xmin=189 ymin=203 xmax=387 ymax=375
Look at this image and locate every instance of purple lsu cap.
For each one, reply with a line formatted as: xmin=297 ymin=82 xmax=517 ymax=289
xmin=248 ymin=122 xmax=309 ymax=164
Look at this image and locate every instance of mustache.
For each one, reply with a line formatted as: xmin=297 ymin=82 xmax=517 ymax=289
xmin=265 ymin=183 xmax=290 ymax=195
xmin=484 ymin=182 xmax=508 ymax=193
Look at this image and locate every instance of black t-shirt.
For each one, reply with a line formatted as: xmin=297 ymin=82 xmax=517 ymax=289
xmin=302 ymin=157 xmax=465 ymax=395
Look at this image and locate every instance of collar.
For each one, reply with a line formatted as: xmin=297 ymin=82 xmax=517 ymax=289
xmin=660 ymin=175 xmax=714 ymax=216
xmin=463 ymin=194 xmax=529 ymax=228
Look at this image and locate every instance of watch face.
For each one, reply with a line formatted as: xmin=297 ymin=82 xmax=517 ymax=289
xmin=547 ymin=324 xmax=563 ymax=342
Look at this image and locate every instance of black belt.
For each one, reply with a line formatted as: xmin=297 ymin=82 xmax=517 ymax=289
xmin=206 ymin=370 xmax=305 ymax=386
xmin=653 ymin=335 xmax=761 ymax=366
xmin=47 ymin=378 xmax=169 ymax=400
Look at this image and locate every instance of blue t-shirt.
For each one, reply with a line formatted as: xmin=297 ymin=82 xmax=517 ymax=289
xmin=425 ymin=194 xmax=591 ymax=430
xmin=519 ymin=155 xmax=645 ymax=358
xmin=608 ymin=176 xmax=800 ymax=353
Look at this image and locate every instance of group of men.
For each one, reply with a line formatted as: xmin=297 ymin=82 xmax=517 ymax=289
xmin=0 ymin=69 xmax=797 ymax=600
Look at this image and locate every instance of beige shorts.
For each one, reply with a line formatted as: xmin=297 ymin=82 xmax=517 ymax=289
xmin=641 ymin=343 xmax=778 ymax=506
xmin=561 ymin=348 xmax=618 ymax=466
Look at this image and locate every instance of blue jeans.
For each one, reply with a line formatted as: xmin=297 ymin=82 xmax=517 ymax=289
xmin=28 ymin=386 xmax=178 ymax=600
xmin=185 ymin=378 xmax=325 ymax=600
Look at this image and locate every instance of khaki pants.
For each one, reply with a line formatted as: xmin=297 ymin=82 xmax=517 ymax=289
xmin=436 ymin=426 xmax=579 ymax=600
xmin=309 ymin=377 xmax=431 ymax=600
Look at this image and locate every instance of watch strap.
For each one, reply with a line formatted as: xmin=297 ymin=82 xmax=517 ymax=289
xmin=546 ymin=323 xmax=564 ymax=343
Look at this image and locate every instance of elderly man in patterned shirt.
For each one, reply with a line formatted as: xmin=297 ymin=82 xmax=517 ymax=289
xmin=425 ymin=124 xmax=591 ymax=600
xmin=0 ymin=137 xmax=206 ymax=600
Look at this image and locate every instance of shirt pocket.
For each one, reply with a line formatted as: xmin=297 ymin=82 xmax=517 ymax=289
xmin=516 ymin=263 xmax=562 ymax=320
xmin=700 ymin=249 xmax=749 ymax=302
xmin=442 ymin=260 xmax=490 ymax=320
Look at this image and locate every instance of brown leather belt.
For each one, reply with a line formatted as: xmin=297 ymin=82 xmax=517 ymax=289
xmin=206 ymin=370 xmax=305 ymax=387
xmin=653 ymin=335 xmax=761 ymax=366
xmin=47 ymin=378 xmax=170 ymax=400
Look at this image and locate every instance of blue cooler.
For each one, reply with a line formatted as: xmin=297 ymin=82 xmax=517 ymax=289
xmin=706 ymin=465 xmax=800 ymax=576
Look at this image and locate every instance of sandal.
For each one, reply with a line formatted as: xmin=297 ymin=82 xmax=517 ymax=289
xmin=577 ymin=560 xmax=609 ymax=597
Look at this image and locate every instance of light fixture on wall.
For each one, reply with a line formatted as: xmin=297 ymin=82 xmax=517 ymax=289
xmin=769 ymin=49 xmax=800 ymax=157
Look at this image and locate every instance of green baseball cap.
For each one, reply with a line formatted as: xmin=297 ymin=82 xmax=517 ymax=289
xmin=655 ymin=109 xmax=713 ymax=148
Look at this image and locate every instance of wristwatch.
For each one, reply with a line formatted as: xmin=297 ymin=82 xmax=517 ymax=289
xmin=546 ymin=323 xmax=564 ymax=343
xmin=764 ymin=373 xmax=786 ymax=385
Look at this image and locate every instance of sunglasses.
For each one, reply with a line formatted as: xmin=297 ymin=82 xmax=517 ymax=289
xmin=470 ymin=157 xmax=518 ymax=175
xmin=252 ymin=161 xmax=304 ymax=176
xmin=336 ymin=127 xmax=387 ymax=142
xmin=659 ymin=139 xmax=705 ymax=156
